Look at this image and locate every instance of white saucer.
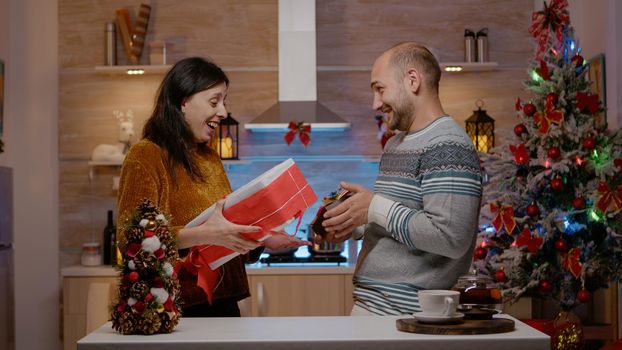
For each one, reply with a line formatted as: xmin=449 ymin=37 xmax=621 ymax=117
xmin=413 ymin=312 xmax=465 ymax=324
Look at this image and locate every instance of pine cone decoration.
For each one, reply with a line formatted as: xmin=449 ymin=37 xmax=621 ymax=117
xmin=160 ymin=312 xmax=180 ymax=333
xmin=125 ymin=226 xmax=144 ymax=243
xmin=130 ymin=281 xmax=150 ymax=299
xmin=138 ymin=310 xmax=162 ymax=335
xmin=112 ymin=311 xmax=138 ymax=335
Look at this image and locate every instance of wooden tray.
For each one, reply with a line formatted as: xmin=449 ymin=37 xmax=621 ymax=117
xmin=396 ymin=317 xmax=515 ymax=335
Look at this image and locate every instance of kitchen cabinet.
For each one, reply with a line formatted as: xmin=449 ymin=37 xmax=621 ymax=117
xmin=246 ymin=274 xmax=351 ymax=317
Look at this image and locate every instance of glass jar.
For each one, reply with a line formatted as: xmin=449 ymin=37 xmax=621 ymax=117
xmin=452 ymin=269 xmax=502 ymax=309
xmin=81 ymin=242 xmax=102 ymax=266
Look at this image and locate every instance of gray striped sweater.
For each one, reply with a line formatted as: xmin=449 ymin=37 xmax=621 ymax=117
xmin=353 ymin=116 xmax=482 ymax=315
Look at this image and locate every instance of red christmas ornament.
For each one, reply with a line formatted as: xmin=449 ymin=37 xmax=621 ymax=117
xmin=582 ymin=136 xmax=596 ymax=150
xmin=571 ymin=54 xmax=584 ymax=67
xmin=527 ymin=203 xmax=540 ymax=217
xmin=523 ymin=103 xmax=537 ymax=117
xmin=554 ymin=239 xmax=567 ymax=252
xmin=546 ymin=92 xmax=558 ymax=106
xmin=576 ymin=289 xmax=591 ymax=303
xmin=547 ymin=146 xmax=561 ymax=160
xmin=538 ymin=279 xmax=552 ymax=294
xmin=551 ymin=177 xmax=564 ymax=191
xmin=514 ymin=124 xmax=527 ymax=137
xmin=474 ymin=247 xmax=488 ymax=260
xmin=128 ymin=271 xmax=140 ymax=283
xmin=144 ymin=293 xmax=154 ymax=303
xmin=494 ymin=270 xmax=507 ymax=283
xmin=572 ymin=197 xmax=585 ymax=210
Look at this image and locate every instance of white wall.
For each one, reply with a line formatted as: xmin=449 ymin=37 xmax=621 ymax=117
xmin=0 ymin=0 xmax=60 ymax=349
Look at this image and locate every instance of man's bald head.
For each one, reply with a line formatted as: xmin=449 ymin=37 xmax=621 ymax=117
xmin=384 ymin=42 xmax=441 ymax=94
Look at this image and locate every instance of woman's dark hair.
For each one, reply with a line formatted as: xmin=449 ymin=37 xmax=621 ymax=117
xmin=143 ymin=57 xmax=229 ymax=182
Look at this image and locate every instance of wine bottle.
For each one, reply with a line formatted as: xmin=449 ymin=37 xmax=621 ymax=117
xmin=103 ymin=210 xmax=116 ymax=265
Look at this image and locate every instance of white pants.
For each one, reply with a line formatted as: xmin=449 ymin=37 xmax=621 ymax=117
xmin=350 ymin=303 xmax=374 ymax=316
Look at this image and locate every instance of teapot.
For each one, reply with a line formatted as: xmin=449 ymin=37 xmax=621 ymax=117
xmin=452 ymin=269 xmax=502 ymax=311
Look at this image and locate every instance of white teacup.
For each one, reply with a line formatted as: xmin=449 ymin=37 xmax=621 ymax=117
xmin=418 ymin=290 xmax=460 ymax=316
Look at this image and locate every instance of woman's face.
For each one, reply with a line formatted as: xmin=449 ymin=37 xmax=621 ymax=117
xmin=181 ymin=82 xmax=228 ymax=144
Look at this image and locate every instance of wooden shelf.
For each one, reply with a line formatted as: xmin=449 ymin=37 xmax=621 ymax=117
xmin=317 ymin=62 xmax=498 ymax=73
xmin=94 ymin=65 xmax=171 ymax=75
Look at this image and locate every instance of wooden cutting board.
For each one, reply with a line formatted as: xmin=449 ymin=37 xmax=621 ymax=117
xmin=396 ymin=317 xmax=515 ymax=335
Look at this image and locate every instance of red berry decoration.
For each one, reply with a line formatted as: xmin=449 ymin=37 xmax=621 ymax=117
xmin=551 ymin=178 xmax=564 ymax=191
xmin=554 ymin=239 xmax=567 ymax=252
xmin=546 ymin=92 xmax=558 ymax=106
xmin=514 ymin=124 xmax=527 ymax=137
xmin=494 ymin=269 xmax=507 ymax=283
xmin=571 ymin=54 xmax=584 ymax=67
xmin=576 ymin=289 xmax=591 ymax=303
xmin=547 ymin=146 xmax=561 ymax=160
xmin=572 ymin=197 xmax=585 ymax=210
xmin=474 ymin=247 xmax=488 ymax=260
xmin=538 ymin=279 xmax=552 ymax=294
xmin=527 ymin=203 xmax=540 ymax=217
xmin=523 ymin=103 xmax=537 ymax=117
xmin=582 ymin=136 xmax=596 ymax=150
xmin=128 ymin=271 xmax=140 ymax=283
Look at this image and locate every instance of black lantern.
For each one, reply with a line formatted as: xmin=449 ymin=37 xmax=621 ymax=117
xmin=217 ymin=113 xmax=239 ymax=160
xmin=465 ymin=100 xmax=495 ymax=153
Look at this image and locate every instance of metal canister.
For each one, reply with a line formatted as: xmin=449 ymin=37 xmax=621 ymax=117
xmin=464 ymin=29 xmax=476 ymax=62
xmin=476 ymin=28 xmax=489 ymax=62
xmin=104 ymin=22 xmax=117 ymax=66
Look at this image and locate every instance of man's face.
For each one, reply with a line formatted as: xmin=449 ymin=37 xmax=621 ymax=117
xmin=370 ymin=55 xmax=415 ymax=132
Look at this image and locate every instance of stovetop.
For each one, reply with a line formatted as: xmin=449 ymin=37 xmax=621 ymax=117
xmin=260 ymin=254 xmax=347 ymax=266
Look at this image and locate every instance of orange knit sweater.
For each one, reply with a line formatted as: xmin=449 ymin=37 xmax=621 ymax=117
xmin=117 ymin=139 xmax=250 ymax=306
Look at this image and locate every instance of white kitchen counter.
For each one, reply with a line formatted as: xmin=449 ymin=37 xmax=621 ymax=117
xmin=77 ymin=315 xmax=549 ymax=350
xmin=61 ymin=262 xmax=355 ymax=277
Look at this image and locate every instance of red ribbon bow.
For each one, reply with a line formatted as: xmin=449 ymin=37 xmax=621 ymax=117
xmin=528 ymin=0 xmax=570 ymax=60
xmin=175 ymin=246 xmax=221 ymax=304
xmin=534 ymin=99 xmax=564 ymax=134
xmin=490 ymin=203 xmax=517 ymax=234
xmin=596 ymin=182 xmax=622 ymax=213
xmin=576 ymin=91 xmax=599 ymax=114
xmin=538 ymin=60 xmax=550 ymax=81
xmin=284 ymin=121 xmax=311 ymax=147
xmin=509 ymin=143 xmax=530 ymax=166
xmin=562 ymin=247 xmax=582 ymax=278
xmin=515 ymin=227 xmax=543 ymax=253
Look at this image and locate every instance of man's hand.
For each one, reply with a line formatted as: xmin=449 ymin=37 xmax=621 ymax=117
xmin=322 ymin=182 xmax=373 ymax=241
xmin=263 ymin=231 xmax=311 ymax=251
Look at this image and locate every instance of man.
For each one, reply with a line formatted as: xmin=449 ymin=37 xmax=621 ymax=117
xmin=323 ymin=42 xmax=482 ymax=316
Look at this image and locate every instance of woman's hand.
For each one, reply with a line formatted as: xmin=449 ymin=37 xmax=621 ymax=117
xmin=263 ymin=231 xmax=311 ymax=251
xmin=178 ymin=200 xmax=262 ymax=253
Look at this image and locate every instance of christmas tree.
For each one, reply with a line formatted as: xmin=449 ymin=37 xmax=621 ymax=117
xmin=111 ymin=199 xmax=182 ymax=335
xmin=475 ymin=0 xmax=622 ymax=312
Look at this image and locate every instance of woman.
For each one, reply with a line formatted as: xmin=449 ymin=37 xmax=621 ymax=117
xmin=117 ymin=57 xmax=307 ymax=317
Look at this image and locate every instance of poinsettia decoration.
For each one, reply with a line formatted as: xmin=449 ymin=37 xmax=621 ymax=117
xmin=111 ymin=199 xmax=181 ymax=335
xmin=284 ymin=120 xmax=311 ymax=147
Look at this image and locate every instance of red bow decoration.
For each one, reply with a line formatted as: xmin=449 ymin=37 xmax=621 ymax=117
xmin=528 ymin=0 xmax=570 ymax=60
xmin=284 ymin=121 xmax=311 ymax=147
xmin=533 ymin=99 xmax=564 ymax=134
xmin=509 ymin=143 xmax=530 ymax=166
xmin=596 ymin=182 xmax=622 ymax=213
xmin=175 ymin=246 xmax=221 ymax=304
xmin=490 ymin=203 xmax=517 ymax=234
xmin=538 ymin=60 xmax=550 ymax=81
xmin=515 ymin=227 xmax=543 ymax=253
xmin=576 ymin=91 xmax=599 ymax=114
xmin=562 ymin=247 xmax=582 ymax=278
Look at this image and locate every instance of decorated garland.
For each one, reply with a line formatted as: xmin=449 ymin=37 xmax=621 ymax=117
xmin=110 ymin=199 xmax=182 ymax=335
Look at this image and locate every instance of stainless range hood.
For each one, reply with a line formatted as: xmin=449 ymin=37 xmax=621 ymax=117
xmin=244 ymin=0 xmax=351 ymax=132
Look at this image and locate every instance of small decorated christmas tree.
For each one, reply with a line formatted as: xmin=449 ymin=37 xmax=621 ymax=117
xmin=111 ymin=199 xmax=182 ymax=335
xmin=475 ymin=0 xmax=622 ymax=315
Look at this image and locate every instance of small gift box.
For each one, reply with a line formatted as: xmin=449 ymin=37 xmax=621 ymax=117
xmin=310 ymin=189 xmax=352 ymax=238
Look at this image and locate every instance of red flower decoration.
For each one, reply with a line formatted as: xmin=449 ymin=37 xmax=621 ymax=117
xmin=284 ymin=121 xmax=311 ymax=147
xmin=509 ymin=143 xmax=530 ymax=165
xmin=576 ymin=91 xmax=599 ymax=114
xmin=164 ymin=297 xmax=174 ymax=312
xmin=127 ymin=243 xmax=141 ymax=257
xmin=154 ymin=248 xmax=165 ymax=260
xmin=152 ymin=276 xmax=164 ymax=288
xmin=133 ymin=301 xmax=145 ymax=314
xmin=562 ymin=248 xmax=582 ymax=278
xmin=538 ymin=60 xmax=550 ymax=81
xmin=515 ymin=227 xmax=543 ymax=253
xmin=144 ymin=293 xmax=154 ymax=303
xmin=528 ymin=0 xmax=570 ymax=60
xmin=515 ymin=97 xmax=522 ymax=111
xmin=533 ymin=99 xmax=564 ymax=134
xmin=144 ymin=230 xmax=154 ymax=238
